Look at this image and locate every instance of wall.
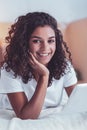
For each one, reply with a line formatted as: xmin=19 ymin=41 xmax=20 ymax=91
xmin=64 ymin=18 xmax=87 ymax=82
xmin=0 ymin=0 xmax=87 ymax=23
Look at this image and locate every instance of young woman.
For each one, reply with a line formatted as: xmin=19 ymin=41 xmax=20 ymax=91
xmin=0 ymin=12 xmax=77 ymax=119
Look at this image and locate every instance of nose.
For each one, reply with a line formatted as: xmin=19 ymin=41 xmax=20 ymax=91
xmin=40 ymin=41 xmax=49 ymax=51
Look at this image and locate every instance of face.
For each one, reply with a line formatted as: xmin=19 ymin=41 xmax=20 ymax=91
xmin=29 ymin=26 xmax=56 ymax=66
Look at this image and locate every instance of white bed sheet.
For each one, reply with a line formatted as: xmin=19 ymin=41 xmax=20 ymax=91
xmin=0 ymin=108 xmax=87 ymax=130
xmin=0 ymin=83 xmax=87 ymax=130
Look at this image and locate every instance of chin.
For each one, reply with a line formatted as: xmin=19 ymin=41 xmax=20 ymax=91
xmin=38 ymin=60 xmax=48 ymax=65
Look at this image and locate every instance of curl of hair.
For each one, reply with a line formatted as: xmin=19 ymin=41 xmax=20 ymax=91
xmin=3 ymin=12 xmax=72 ymax=86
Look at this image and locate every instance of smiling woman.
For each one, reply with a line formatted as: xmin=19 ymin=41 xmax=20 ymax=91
xmin=0 ymin=12 xmax=77 ymax=119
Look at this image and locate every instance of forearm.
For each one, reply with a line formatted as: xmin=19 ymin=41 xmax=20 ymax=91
xmin=18 ymin=76 xmax=49 ymax=119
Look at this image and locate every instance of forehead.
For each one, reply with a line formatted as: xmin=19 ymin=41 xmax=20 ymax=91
xmin=31 ymin=25 xmax=55 ymax=37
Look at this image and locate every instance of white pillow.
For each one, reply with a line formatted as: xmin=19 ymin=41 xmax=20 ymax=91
xmin=62 ymin=83 xmax=87 ymax=113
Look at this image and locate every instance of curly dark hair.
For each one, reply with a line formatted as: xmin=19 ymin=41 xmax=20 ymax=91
xmin=3 ymin=12 xmax=72 ymax=86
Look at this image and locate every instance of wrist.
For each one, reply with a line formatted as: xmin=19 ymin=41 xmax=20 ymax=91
xmin=40 ymin=74 xmax=49 ymax=81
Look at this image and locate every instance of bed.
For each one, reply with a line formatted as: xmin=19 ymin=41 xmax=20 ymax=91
xmin=0 ymin=83 xmax=87 ymax=130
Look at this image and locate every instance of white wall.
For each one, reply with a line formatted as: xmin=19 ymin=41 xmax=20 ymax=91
xmin=0 ymin=0 xmax=87 ymax=23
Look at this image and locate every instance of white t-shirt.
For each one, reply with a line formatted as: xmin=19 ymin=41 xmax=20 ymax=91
xmin=0 ymin=63 xmax=77 ymax=110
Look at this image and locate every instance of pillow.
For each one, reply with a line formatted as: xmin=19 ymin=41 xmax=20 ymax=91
xmin=62 ymin=83 xmax=87 ymax=113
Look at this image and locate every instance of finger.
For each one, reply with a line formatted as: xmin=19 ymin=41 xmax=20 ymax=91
xmin=29 ymin=59 xmax=34 ymax=66
xmin=29 ymin=53 xmax=38 ymax=68
xmin=29 ymin=52 xmax=39 ymax=65
xmin=29 ymin=53 xmax=37 ymax=63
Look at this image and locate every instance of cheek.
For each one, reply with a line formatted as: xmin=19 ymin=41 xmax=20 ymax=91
xmin=52 ymin=44 xmax=56 ymax=52
xmin=29 ymin=43 xmax=35 ymax=52
xmin=29 ymin=45 xmax=38 ymax=54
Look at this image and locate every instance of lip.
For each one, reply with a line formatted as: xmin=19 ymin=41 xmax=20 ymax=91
xmin=37 ymin=52 xmax=52 ymax=57
xmin=35 ymin=52 xmax=53 ymax=65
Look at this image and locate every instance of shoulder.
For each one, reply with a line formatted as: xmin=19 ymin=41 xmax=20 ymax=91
xmin=65 ymin=60 xmax=75 ymax=73
xmin=1 ymin=63 xmax=20 ymax=79
xmin=0 ymin=66 xmax=22 ymax=84
xmin=1 ymin=67 xmax=14 ymax=78
xmin=0 ymin=66 xmax=24 ymax=94
xmin=63 ymin=61 xmax=77 ymax=87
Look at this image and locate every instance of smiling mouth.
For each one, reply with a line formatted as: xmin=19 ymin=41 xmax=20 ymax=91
xmin=37 ymin=52 xmax=52 ymax=57
xmin=39 ymin=53 xmax=49 ymax=56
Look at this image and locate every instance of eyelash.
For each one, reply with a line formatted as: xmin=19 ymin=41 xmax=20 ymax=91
xmin=32 ymin=40 xmax=41 ymax=44
xmin=48 ymin=39 xmax=55 ymax=43
xmin=32 ymin=39 xmax=55 ymax=44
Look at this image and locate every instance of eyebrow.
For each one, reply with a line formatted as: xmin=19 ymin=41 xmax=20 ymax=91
xmin=31 ymin=36 xmax=55 ymax=39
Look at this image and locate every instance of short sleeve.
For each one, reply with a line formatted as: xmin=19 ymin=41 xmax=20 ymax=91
xmin=63 ymin=62 xmax=77 ymax=87
xmin=0 ymin=69 xmax=24 ymax=93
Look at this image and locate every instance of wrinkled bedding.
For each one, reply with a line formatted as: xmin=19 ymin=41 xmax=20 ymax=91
xmin=0 ymin=108 xmax=87 ymax=130
xmin=0 ymin=83 xmax=87 ymax=130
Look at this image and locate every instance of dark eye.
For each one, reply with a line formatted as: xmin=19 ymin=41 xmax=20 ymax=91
xmin=48 ymin=39 xmax=55 ymax=44
xmin=32 ymin=39 xmax=41 ymax=44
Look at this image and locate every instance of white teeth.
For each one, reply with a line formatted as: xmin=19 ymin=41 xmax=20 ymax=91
xmin=39 ymin=53 xmax=49 ymax=56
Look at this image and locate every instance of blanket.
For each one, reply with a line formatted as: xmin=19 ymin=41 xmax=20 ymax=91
xmin=0 ymin=83 xmax=87 ymax=130
xmin=0 ymin=108 xmax=87 ymax=130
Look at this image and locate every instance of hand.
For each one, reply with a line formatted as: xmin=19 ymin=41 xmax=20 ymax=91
xmin=29 ymin=52 xmax=49 ymax=77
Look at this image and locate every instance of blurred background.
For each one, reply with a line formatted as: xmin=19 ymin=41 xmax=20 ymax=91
xmin=0 ymin=0 xmax=87 ymax=82
xmin=0 ymin=0 xmax=87 ymax=23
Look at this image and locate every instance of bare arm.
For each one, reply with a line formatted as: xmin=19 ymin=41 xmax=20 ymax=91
xmin=65 ymin=84 xmax=77 ymax=96
xmin=8 ymin=53 xmax=49 ymax=119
